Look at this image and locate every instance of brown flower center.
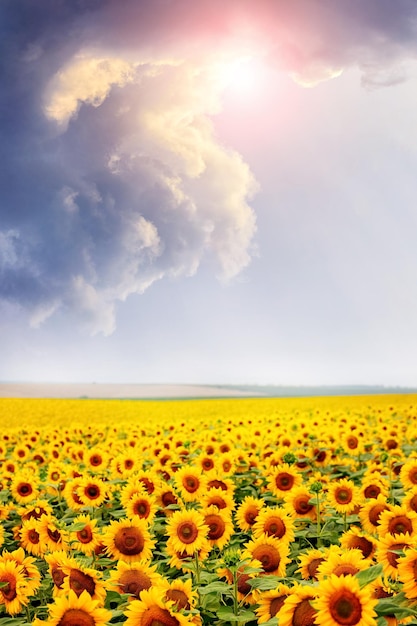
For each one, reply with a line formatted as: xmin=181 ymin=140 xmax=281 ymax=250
xmin=292 ymin=598 xmax=317 ymax=626
xmin=208 ymin=479 xmax=227 ymax=490
xmin=133 ymin=500 xmax=150 ymax=518
xmin=17 ymin=483 xmax=33 ymax=496
xmin=176 ymin=522 xmax=198 ymax=544
xmin=335 ymin=488 xmax=352 ymax=504
xmin=57 ymin=609 xmax=95 ymax=626
xmin=368 ymin=503 xmax=388 ymax=526
xmin=208 ymin=496 xmax=227 ymax=509
xmin=329 ymin=589 xmax=362 ymax=625
xmin=119 ymin=569 xmax=151 ymax=598
xmin=388 ymin=515 xmax=413 ymax=536
xmin=141 ymin=606 xmax=179 ymax=626
xmin=52 ymin=566 xmax=66 ymax=589
xmin=48 ymin=527 xmax=62 ymax=543
xmin=387 ymin=543 xmax=407 ymax=568
xmin=363 ymin=485 xmax=381 ymax=499
xmin=244 ymin=505 xmax=259 ymax=525
xmin=28 ymin=529 xmax=40 ymax=544
xmin=85 ymin=485 xmax=100 ymax=500
xmin=252 ymin=544 xmax=280 ymax=573
xmin=409 ymin=495 xmax=417 ymax=513
xmin=77 ymin=527 xmax=93 ymax=544
xmin=202 ymin=458 xmax=215 ymax=471
xmin=264 ymin=516 xmax=286 ymax=538
xmin=0 ymin=574 xmax=17 ymax=601
xmin=347 ymin=436 xmax=359 ymax=450
xmin=270 ymin=595 xmax=287 ymax=617
xmin=161 ymin=491 xmax=177 ymax=507
xmin=236 ymin=568 xmax=252 ymax=595
xmin=90 ymin=455 xmax=102 ymax=466
xmin=294 ymin=495 xmax=314 ymax=516
xmin=408 ymin=469 xmax=417 ymax=484
xmin=333 ymin=564 xmax=360 ymax=577
xmin=347 ymin=536 xmax=373 ymax=558
xmin=205 ymin=514 xmax=226 ymax=540
xmin=307 ymin=557 xmax=323 ymax=579
xmin=275 ymin=472 xmax=295 ymax=491
xmin=114 ymin=527 xmax=145 ymax=556
xmin=165 ymin=589 xmax=190 ymax=610
xmin=69 ymin=569 xmax=95 ymax=597
xmin=183 ymin=476 xmax=199 ymax=493
xmin=139 ymin=478 xmax=155 ymax=494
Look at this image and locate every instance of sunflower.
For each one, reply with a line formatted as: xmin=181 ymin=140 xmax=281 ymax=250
xmin=85 ymin=448 xmax=109 ymax=472
xmin=316 ymin=547 xmax=372 ymax=580
xmin=45 ymin=551 xmax=78 ymax=597
xmin=267 ymin=463 xmax=302 ymax=498
xmin=358 ymin=495 xmax=392 ymax=535
xmin=61 ymin=561 xmax=106 ymax=604
xmin=314 ymin=574 xmax=377 ymax=626
xmin=107 ymin=560 xmax=163 ymax=601
xmin=278 ymin=583 xmax=318 ymax=626
xmin=63 ymin=477 xmax=86 ymax=512
xmin=201 ymin=487 xmax=235 ymax=513
xmin=397 ymin=547 xmax=417 ymax=599
xmin=102 ymin=517 xmax=155 ymax=563
xmin=196 ymin=452 xmax=216 ymax=473
xmin=375 ymin=532 xmax=413 ymax=579
xmin=327 ymin=478 xmax=360 ymax=515
xmin=78 ymin=475 xmax=108 ymax=508
xmin=154 ymin=484 xmax=181 ymax=515
xmin=0 ymin=559 xmax=31 ymax=615
xmin=135 ymin=470 xmax=159 ymax=496
xmin=160 ymin=578 xmax=197 ymax=611
xmin=242 ymin=534 xmax=290 ymax=576
xmin=253 ymin=506 xmax=295 ymax=543
xmin=46 ymin=464 xmax=67 ymax=496
xmin=19 ymin=519 xmax=45 ymax=557
xmin=70 ymin=514 xmax=102 ymax=556
xmin=202 ymin=505 xmax=234 ymax=550
xmin=166 ymin=539 xmax=211 ymax=572
xmin=173 ymin=466 xmax=208 ymax=503
xmin=1 ymin=547 xmax=41 ymax=597
xmin=124 ymin=585 xmax=195 ymax=626
xmin=19 ymin=499 xmax=53 ymax=522
xmin=125 ymin=492 xmax=158 ymax=524
xmin=205 ymin=470 xmax=235 ymax=495
xmin=255 ymin=583 xmax=293 ymax=623
xmin=10 ymin=472 xmax=39 ymax=505
xmin=120 ymin=479 xmax=148 ymax=509
xmin=339 ymin=527 xmax=376 ymax=560
xmin=235 ymin=496 xmax=264 ymax=532
xmin=377 ymin=505 xmax=417 ymax=538
xmin=360 ymin=477 xmax=388 ymax=500
xmin=218 ymin=559 xmax=259 ymax=604
xmin=38 ymin=515 xmax=70 ymax=552
xmin=403 ymin=487 xmax=417 ymax=515
xmin=166 ymin=509 xmax=209 ymax=556
xmin=297 ymin=547 xmax=332 ymax=581
xmin=283 ymin=485 xmax=318 ymax=521
xmin=47 ymin=589 xmax=111 ymax=626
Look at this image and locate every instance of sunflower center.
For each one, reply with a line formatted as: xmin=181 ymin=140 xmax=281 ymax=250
xmin=18 ymin=483 xmax=32 ymax=496
xmin=90 ymin=455 xmax=102 ymax=466
xmin=114 ymin=527 xmax=145 ymax=556
xmin=270 ymin=595 xmax=287 ymax=617
xmin=307 ymin=557 xmax=323 ymax=579
xmin=275 ymin=473 xmax=294 ymax=491
xmin=202 ymin=458 xmax=215 ymax=470
xmin=52 ymin=566 xmax=66 ymax=589
xmin=292 ymin=598 xmax=317 ymax=626
xmin=134 ymin=501 xmax=150 ymax=517
xmin=28 ymin=529 xmax=40 ymax=544
xmin=329 ymin=590 xmax=362 ymax=625
xmin=206 ymin=514 xmax=225 ymax=540
xmin=166 ymin=589 xmax=190 ymax=610
xmin=348 ymin=536 xmax=373 ymax=558
xmin=244 ymin=505 xmax=259 ymax=525
xmin=333 ymin=565 xmax=359 ymax=577
xmin=252 ymin=545 xmax=280 ymax=573
xmin=162 ymin=492 xmax=177 ymax=506
xmin=140 ymin=478 xmax=155 ymax=494
xmin=48 ymin=527 xmax=62 ymax=543
xmin=387 ymin=543 xmax=406 ymax=568
xmin=142 ymin=606 xmax=179 ymax=626
xmin=119 ymin=570 xmax=151 ymax=598
xmin=57 ymin=608 xmax=95 ymax=626
xmin=363 ymin=485 xmax=381 ymax=499
xmin=85 ymin=485 xmax=100 ymax=500
xmin=335 ymin=488 xmax=352 ymax=504
xmin=347 ymin=436 xmax=358 ymax=449
xmin=209 ymin=496 xmax=227 ymax=509
xmin=0 ymin=574 xmax=17 ymax=601
xmin=208 ymin=479 xmax=227 ymax=490
xmin=183 ymin=476 xmax=199 ymax=493
xmin=409 ymin=469 xmax=417 ymax=484
xmin=265 ymin=517 xmax=286 ymax=538
xmin=77 ymin=527 xmax=93 ymax=543
xmin=237 ymin=569 xmax=252 ymax=595
xmin=368 ymin=504 xmax=388 ymax=526
xmin=409 ymin=495 xmax=417 ymax=513
xmin=388 ymin=516 xmax=413 ymax=535
xmin=294 ymin=496 xmax=314 ymax=515
xmin=69 ymin=569 xmax=95 ymax=597
xmin=176 ymin=522 xmax=198 ymax=544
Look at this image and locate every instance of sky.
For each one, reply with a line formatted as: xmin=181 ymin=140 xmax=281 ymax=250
xmin=2 ymin=0 xmax=417 ymax=386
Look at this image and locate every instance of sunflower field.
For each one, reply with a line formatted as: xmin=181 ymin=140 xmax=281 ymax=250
xmin=1 ymin=394 xmax=417 ymax=626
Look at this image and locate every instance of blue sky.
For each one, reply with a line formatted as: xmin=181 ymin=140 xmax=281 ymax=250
xmin=2 ymin=0 xmax=417 ymax=385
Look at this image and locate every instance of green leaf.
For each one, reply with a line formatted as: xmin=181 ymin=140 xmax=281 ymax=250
xmin=355 ymin=564 xmax=383 ymax=588
xmin=248 ymin=576 xmax=281 ymax=591
xmin=198 ymin=581 xmax=233 ymax=596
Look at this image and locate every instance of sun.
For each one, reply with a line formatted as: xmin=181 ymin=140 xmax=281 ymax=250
xmin=217 ymin=56 xmax=261 ymax=96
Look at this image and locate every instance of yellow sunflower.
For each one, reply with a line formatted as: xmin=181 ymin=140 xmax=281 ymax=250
xmin=166 ymin=509 xmax=209 ymax=556
xmin=38 ymin=515 xmax=70 ymax=552
xmin=154 ymin=484 xmax=181 ymax=515
xmin=326 ymin=478 xmax=360 ymax=515
xmin=102 ymin=517 xmax=155 ymax=563
xmin=120 ymin=479 xmax=147 ymax=509
xmin=358 ymin=494 xmax=392 ymax=535
xmin=267 ymin=463 xmax=303 ymax=498
xmin=63 ymin=477 xmax=85 ymax=512
xmin=107 ymin=560 xmax=163 ymax=601
xmin=283 ymin=486 xmax=318 ymax=521
xmin=1 ymin=547 xmax=41 ymax=597
xmin=201 ymin=487 xmax=235 ymax=513
xmin=203 ymin=505 xmax=234 ymax=550
xmin=315 ymin=573 xmax=377 ymax=626
xmin=69 ymin=514 xmax=102 ymax=556
xmin=375 ymin=533 xmax=413 ymax=579
xmin=78 ymin=475 xmax=108 ymax=508
xmin=242 ymin=534 xmax=290 ymax=576
xmin=46 ymin=589 xmax=111 ymax=626
xmin=255 ymin=583 xmax=293 ymax=623
xmin=377 ymin=505 xmax=417 ymax=538
xmin=61 ymin=561 xmax=106 ymax=604
xmin=278 ymin=583 xmax=318 ymax=626
xmin=45 ymin=551 xmax=78 ymax=597
xmin=400 ymin=459 xmax=417 ymax=490
xmin=253 ymin=506 xmax=295 ymax=542
xmin=297 ymin=547 xmax=332 ymax=581
xmin=398 ymin=547 xmax=417 ymax=599
xmin=125 ymin=492 xmax=158 ymax=524
xmin=0 ymin=559 xmax=31 ymax=615
xmin=160 ymin=577 xmax=197 ymax=611
xmin=403 ymin=487 xmax=417 ymax=515
xmin=235 ymin=496 xmax=264 ymax=532
xmin=316 ymin=548 xmax=372 ymax=580
xmin=18 ymin=519 xmax=44 ymax=557
xmin=10 ymin=472 xmax=39 ymax=505
xmin=19 ymin=498 xmax=53 ymax=522
xmin=360 ymin=477 xmax=388 ymax=500
xmin=339 ymin=527 xmax=376 ymax=560
xmin=173 ymin=466 xmax=208 ymax=503
xmin=124 ymin=585 xmax=195 ymax=626
xmin=85 ymin=448 xmax=109 ymax=472
xmin=205 ymin=470 xmax=235 ymax=495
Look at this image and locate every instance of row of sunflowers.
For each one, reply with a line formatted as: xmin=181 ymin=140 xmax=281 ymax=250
xmin=0 ymin=395 xmax=417 ymax=625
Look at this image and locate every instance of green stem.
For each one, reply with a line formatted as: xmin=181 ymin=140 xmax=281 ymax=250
xmin=194 ymin=551 xmax=200 ymax=586
xmin=233 ymin=568 xmax=239 ymax=626
xmin=316 ymin=492 xmax=322 ymax=548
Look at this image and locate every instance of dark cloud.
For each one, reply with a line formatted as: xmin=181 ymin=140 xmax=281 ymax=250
xmin=1 ymin=0 xmax=417 ymax=333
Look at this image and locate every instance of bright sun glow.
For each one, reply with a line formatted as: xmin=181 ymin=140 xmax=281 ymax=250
xmin=218 ymin=56 xmax=261 ymax=95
